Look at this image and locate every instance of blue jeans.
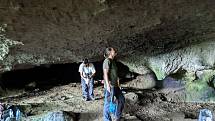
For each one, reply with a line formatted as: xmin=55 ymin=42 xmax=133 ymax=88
xmin=103 ymin=87 xmax=125 ymax=121
xmin=81 ymin=78 xmax=94 ymax=98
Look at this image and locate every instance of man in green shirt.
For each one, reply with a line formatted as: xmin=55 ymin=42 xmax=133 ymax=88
xmin=103 ymin=47 xmax=125 ymax=121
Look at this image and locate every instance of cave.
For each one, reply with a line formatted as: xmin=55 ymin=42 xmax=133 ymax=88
xmin=0 ymin=61 xmax=133 ymax=91
xmin=0 ymin=63 xmax=81 ymax=90
xmin=1 ymin=0 xmax=215 ymax=120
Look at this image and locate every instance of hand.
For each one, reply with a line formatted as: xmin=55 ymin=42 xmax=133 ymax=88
xmin=107 ymin=85 xmax=111 ymax=93
xmin=89 ymin=75 xmax=93 ymax=79
xmin=85 ymin=78 xmax=90 ymax=85
xmin=83 ymin=74 xmax=88 ymax=79
xmin=119 ymin=86 xmax=122 ymax=90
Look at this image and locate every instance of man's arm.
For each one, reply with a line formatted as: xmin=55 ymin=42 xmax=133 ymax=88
xmin=104 ymin=69 xmax=110 ymax=92
xmin=80 ymin=72 xmax=85 ymax=79
xmin=90 ymin=64 xmax=96 ymax=78
xmin=91 ymin=72 xmax=96 ymax=78
xmin=117 ymin=77 xmax=120 ymax=87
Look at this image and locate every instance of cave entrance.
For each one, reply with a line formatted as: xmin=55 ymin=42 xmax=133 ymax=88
xmin=0 ymin=61 xmax=133 ymax=91
xmin=0 ymin=63 xmax=82 ymax=91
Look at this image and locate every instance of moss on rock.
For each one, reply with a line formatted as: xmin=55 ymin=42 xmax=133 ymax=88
xmin=185 ymin=70 xmax=215 ymax=102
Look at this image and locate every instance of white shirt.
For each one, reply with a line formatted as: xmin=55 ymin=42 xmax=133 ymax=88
xmin=79 ymin=63 xmax=96 ymax=77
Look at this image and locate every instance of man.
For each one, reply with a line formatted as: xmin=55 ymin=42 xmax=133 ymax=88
xmin=79 ymin=58 xmax=96 ymax=101
xmin=103 ymin=47 xmax=125 ymax=121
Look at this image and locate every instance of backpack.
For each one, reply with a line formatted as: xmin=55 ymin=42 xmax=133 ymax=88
xmin=1 ymin=105 xmax=21 ymax=121
xmin=198 ymin=109 xmax=213 ymax=121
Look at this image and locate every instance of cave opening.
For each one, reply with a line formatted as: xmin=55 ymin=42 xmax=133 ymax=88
xmin=0 ymin=61 xmax=134 ymax=91
xmin=0 ymin=63 xmax=81 ymax=91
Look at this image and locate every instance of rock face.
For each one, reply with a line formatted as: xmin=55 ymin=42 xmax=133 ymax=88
xmin=0 ymin=0 xmax=214 ymax=67
xmin=159 ymin=77 xmax=186 ymax=102
xmin=125 ymin=92 xmax=138 ymax=104
xmin=0 ymin=0 xmax=215 ymax=102
xmin=32 ymin=111 xmax=74 ymax=121
xmin=122 ymin=41 xmax=215 ymax=102
xmin=0 ymin=25 xmax=23 ymax=69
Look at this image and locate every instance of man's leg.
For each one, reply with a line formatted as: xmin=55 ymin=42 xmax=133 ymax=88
xmin=81 ymin=78 xmax=88 ymax=100
xmin=89 ymin=78 xmax=94 ymax=99
xmin=115 ymin=87 xmax=125 ymax=120
xmin=103 ymin=89 xmax=112 ymax=121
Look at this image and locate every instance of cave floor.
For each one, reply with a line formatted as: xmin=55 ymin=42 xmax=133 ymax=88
xmin=0 ymin=82 xmax=215 ymax=121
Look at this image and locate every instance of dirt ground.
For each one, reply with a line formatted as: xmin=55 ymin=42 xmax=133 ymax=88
xmin=0 ymin=82 xmax=215 ymax=121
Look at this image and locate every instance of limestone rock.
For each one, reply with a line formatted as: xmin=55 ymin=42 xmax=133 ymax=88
xmin=123 ymin=73 xmax=157 ymax=90
xmin=0 ymin=0 xmax=214 ymax=72
xmin=43 ymin=111 xmax=73 ymax=121
xmin=125 ymin=92 xmax=138 ymax=104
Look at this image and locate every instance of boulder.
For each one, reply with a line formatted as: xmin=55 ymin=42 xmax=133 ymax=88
xmin=123 ymin=73 xmax=157 ymax=90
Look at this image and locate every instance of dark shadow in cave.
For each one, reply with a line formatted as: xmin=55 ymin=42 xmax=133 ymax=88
xmin=0 ymin=63 xmax=80 ymax=91
xmin=116 ymin=61 xmax=139 ymax=82
xmin=154 ymin=68 xmax=187 ymax=89
xmin=0 ymin=60 xmax=136 ymax=92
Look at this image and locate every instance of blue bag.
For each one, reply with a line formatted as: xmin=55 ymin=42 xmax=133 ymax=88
xmin=15 ymin=109 xmax=21 ymax=121
xmin=109 ymin=89 xmax=117 ymax=114
xmin=198 ymin=109 xmax=213 ymax=121
xmin=109 ymin=102 xmax=116 ymax=114
xmin=2 ymin=109 xmax=14 ymax=120
xmin=1 ymin=105 xmax=21 ymax=121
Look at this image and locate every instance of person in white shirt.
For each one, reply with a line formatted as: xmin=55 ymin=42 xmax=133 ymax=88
xmin=79 ymin=58 xmax=96 ymax=101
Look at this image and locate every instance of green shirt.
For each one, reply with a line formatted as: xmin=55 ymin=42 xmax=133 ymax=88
xmin=103 ymin=58 xmax=118 ymax=87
